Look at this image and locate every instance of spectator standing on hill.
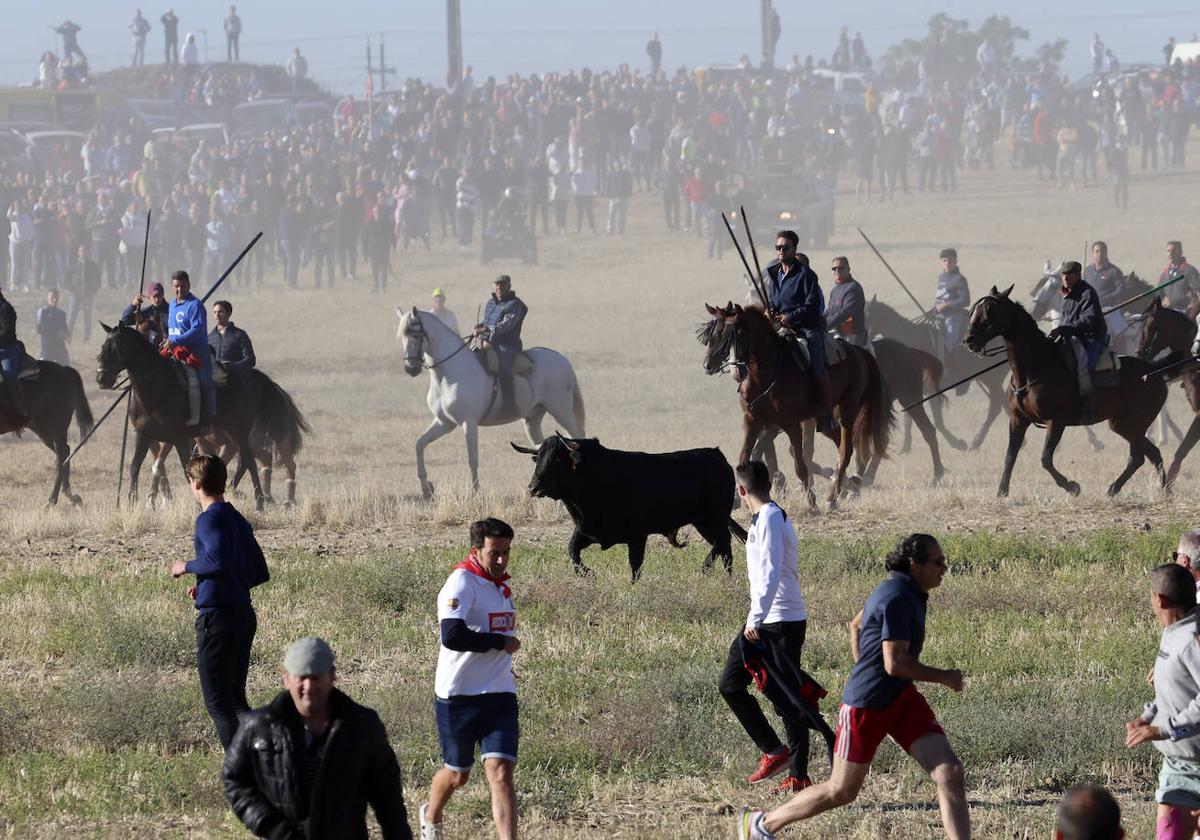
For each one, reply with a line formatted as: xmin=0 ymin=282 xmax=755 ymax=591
xmin=1126 ymin=563 xmax=1200 ymax=840
xmin=646 ymin=32 xmax=662 ymax=77
xmin=287 ymin=48 xmax=308 ymax=93
xmin=719 ymin=461 xmax=821 ymax=794
xmin=170 ymin=454 xmax=269 ymax=749
xmin=224 ymin=6 xmax=241 ymax=62
xmin=222 ymin=636 xmax=413 ymax=839
xmin=130 ymin=10 xmax=151 ymax=67
xmin=739 ymin=533 xmax=969 ymax=840
xmin=420 ymin=517 xmax=522 ymax=840
xmin=54 ymin=20 xmax=86 ymax=64
xmin=182 ymin=32 xmax=200 ymax=73
xmin=161 ymin=8 xmax=179 ymax=64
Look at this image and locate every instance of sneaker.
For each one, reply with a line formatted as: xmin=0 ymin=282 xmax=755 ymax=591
xmin=419 ymin=803 xmax=444 ymax=840
xmin=773 ymin=775 xmax=813 ymax=794
xmin=738 ymin=807 xmax=776 ymax=840
xmin=748 ymin=749 xmax=789 ymax=784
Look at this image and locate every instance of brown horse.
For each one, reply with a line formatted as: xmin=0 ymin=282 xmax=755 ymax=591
xmin=700 ymin=303 xmax=893 ymax=509
xmin=965 ymin=285 xmax=1167 ymax=497
xmin=0 ymin=360 xmax=93 ymax=505
xmin=1137 ymin=296 xmax=1200 ymax=484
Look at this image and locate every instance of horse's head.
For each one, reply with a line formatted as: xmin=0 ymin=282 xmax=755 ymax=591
xmin=964 ymin=285 xmax=1022 ymax=354
xmin=1028 ymin=272 xmax=1060 ymax=322
xmin=96 ymin=321 xmax=135 ymax=389
xmin=699 ymin=301 xmax=737 ymax=376
xmin=1137 ymin=297 xmax=1168 ymax=359
xmin=398 ymin=306 xmax=427 ymax=377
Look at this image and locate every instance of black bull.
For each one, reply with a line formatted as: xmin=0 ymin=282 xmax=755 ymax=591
xmin=512 ymin=436 xmax=748 ymax=582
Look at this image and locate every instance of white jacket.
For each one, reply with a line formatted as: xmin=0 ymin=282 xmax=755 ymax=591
xmin=745 ymin=502 xmax=806 ymax=628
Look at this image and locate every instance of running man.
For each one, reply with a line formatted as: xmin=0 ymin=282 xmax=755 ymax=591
xmin=1126 ymin=563 xmax=1200 ymax=840
xmin=739 ymin=533 xmax=969 ymax=839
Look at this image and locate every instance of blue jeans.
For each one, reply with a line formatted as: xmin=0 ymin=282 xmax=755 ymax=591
xmin=0 ymin=343 xmax=19 ymax=382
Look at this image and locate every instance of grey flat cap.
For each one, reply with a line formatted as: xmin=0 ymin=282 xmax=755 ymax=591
xmin=1058 ymin=260 xmax=1082 ymax=275
xmin=283 ymin=636 xmax=335 ymax=676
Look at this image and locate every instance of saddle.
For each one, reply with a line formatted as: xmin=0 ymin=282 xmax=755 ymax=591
xmin=473 ymin=345 xmax=533 ymax=378
xmin=1059 ymin=338 xmax=1120 ymax=389
xmin=787 ymin=333 xmax=848 ymax=367
xmin=17 ymin=352 xmax=38 ymax=381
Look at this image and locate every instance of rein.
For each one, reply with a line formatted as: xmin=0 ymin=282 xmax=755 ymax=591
xmin=407 ymin=316 xmax=475 ymax=370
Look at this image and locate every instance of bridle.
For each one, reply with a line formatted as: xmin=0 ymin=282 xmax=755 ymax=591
xmin=404 ymin=313 xmax=472 ymax=371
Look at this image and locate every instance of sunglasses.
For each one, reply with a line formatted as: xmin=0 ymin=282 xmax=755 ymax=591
xmin=775 ymin=244 xmax=792 ymax=251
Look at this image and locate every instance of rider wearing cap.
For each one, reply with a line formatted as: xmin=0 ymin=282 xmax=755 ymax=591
xmin=1049 ymin=260 xmax=1107 ymax=423
xmin=122 ymin=280 xmax=170 ymax=346
xmin=473 ymin=275 xmax=527 ymax=417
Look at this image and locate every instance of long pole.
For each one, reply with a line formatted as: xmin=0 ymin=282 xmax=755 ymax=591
xmin=117 ymin=208 xmax=153 ymax=505
xmin=739 ymin=205 xmax=768 ymax=305
xmin=200 ymin=231 xmax=262 ymax=304
xmin=1104 ymin=273 xmax=1184 ymax=316
xmin=116 ymin=408 xmax=131 ymax=506
xmin=62 ymin=386 xmax=130 ymax=465
xmin=857 ymin=227 xmax=927 ymax=319
xmin=721 ymin=212 xmax=769 ymax=309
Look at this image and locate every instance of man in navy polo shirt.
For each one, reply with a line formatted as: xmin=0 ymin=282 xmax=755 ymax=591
xmin=739 ymin=534 xmax=970 ymax=840
xmin=421 ymin=517 xmax=521 ymax=840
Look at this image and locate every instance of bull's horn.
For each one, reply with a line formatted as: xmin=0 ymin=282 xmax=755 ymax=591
xmin=510 ymin=442 xmax=538 ymax=454
xmin=554 ymin=431 xmax=580 ymax=451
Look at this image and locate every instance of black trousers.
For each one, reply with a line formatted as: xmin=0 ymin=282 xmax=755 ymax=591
xmin=195 ymin=603 xmax=256 ymax=749
xmin=719 ymin=620 xmax=810 ymax=779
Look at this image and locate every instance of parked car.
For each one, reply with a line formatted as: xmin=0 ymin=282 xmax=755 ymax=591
xmin=230 ymin=99 xmax=298 ymax=137
xmin=24 ymin=130 xmax=87 ymax=175
xmin=732 ymin=168 xmax=835 ymax=249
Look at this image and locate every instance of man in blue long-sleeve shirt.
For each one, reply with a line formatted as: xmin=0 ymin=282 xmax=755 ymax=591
xmin=171 ymin=454 xmax=269 ymax=748
xmin=764 ymin=230 xmax=832 ymax=417
xmin=166 ymin=269 xmax=215 ymax=431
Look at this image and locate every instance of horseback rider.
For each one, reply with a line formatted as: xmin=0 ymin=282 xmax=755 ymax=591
xmin=164 ymin=269 xmax=215 ymax=433
xmin=1161 ymin=240 xmax=1200 ymax=310
xmin=823 ymin=256 xmax=868 ymax=347
xmin=1048 ymin=260 xmax=1107 ymax=423
xmin=0 ymin=286 xmax=29 ymax=424
xmin=208 ymin=300 xmax=256 ymax=369
xmin=764 ymin=230 xmax=833 ymax=418
xmin=1083 ymin=241 xmax=1127 ymax=349
xmin=473 ymin=274 xmax=527 ymax=417
xmin=122 ymin=280 xmax=169 ymax=346
xmin=932 ymin=247 xmax=970 ymax=357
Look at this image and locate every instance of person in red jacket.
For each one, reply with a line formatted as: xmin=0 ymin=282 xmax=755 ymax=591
xmin=683 ymin=166 xmax=707 ymax=238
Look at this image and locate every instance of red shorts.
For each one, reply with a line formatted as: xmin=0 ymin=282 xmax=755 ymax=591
xmin=834 ymin=684 xmax=945 ymax=764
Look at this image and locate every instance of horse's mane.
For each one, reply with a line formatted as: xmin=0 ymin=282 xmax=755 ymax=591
xmin=1146 ymin=297 xmax=1193 ymax=328
xmin=977 ymin=292 xmax=1045 ymax=338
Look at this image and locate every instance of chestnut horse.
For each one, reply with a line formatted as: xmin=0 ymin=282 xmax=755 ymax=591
xmin=700 ymin=303 xmax=893 ymax=509
xmin=965 ymin=285 xmax=1166 ymax=497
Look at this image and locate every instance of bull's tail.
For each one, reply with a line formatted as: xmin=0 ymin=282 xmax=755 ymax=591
xmin=665 ymin=528 xmax=688 ymax=549
xmin=727 ymin=518 xmax=748 ymax=544
xmin=253 ymin=370 xmax=312 ymax=457
xmin=571 ymin=372 xmax=586 ymax=435
xmin=68 ymin=366 xmax=94 ymax=440
xmin=853 ymin=350 xmax=894 ymax=465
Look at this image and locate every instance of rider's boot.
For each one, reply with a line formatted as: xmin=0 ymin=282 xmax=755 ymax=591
xmin=1080 ymin=392 xmax=1096 ymax=426
xmin=3 ymin=377 xmax=30 ymax=426
xmin=815 ymin=371 xmax=836 ymax=434
xmin=499 ymin=374 xmax=517 ymax=418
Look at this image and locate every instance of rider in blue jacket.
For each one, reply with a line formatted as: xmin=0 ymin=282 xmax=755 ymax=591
xmin=166 ymin=269 xmax=215 ymax=431
xmin=764 ymin=230 xmax=832 ymax=418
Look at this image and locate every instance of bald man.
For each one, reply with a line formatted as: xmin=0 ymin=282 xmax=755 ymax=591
xmin=1055 ymin=784 xmax=1124 ymax=839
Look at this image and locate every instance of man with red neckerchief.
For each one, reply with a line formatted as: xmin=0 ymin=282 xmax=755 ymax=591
xmin=422 ymin=517 xmax=521 ymax=840
xmin=1160 ymin=240 xmax=1200 ymax=310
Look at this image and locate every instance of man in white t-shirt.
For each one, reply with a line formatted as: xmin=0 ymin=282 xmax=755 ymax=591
xmin=421 ymin=517 xmax=521 ymax=840
xmin=719 ymin=460 xmax=813 ymax=793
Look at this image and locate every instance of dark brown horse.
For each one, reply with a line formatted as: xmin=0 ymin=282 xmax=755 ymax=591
xmin=0 ymin=360 xmax=93 ymax=505
xmin=1137 ymin=296 xmax=1200 ymax=484
xmin=700 ymin=303 xmax=893 ymax=509
xmin=964 ymin=285 xmax=1167 ymax=497
xmin=96 ymin=322 xmax=267 ymax=510
xmin=752 ymin=338 xmax=947 ymax=486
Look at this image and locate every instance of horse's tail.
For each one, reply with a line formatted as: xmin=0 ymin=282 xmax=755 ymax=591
xmin=571 ymin=371 xmax=586 ymax=435
xmin=252 ymin=370 xmax=312 ymax=457
xmin=68 ymin=366 xmax=94 ymax=439
xmin=917 ymin=348 xmax=945 ymax=402
xmin=853 ymin=349 xmax=894 ymax=464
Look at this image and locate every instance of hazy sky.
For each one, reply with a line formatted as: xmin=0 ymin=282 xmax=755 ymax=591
xmin=5 ymin=2 xmax=1199 ymax=94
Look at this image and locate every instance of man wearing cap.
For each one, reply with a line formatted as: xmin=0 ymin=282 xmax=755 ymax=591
xmin=171 ymin=454 xmax=269 ymax=749
xmin=932 ymin=248 xmax=970 ymax=357
xmin=223 ymin=636 xmax=414 ymax=839
xmin=1049 ymin=260 xmax=1107 ymax=424
xmin=208 ymin=300 xmax=256 ymax=370
xmin=121 ymin=280 xmax=169 ymax=346
xmin=473 ymin=276 xmax=527 ymax=418
xmin=428 ymin=288 xmax=460 ymax=335
xmin=421 ymin=517 xmax=521 ymax=840
xmin=1160 ymin=241 xmax=1200 ymax=310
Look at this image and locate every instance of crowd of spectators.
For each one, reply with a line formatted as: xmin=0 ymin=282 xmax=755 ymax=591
xmin=5 ymin=24 xmax=1200 ymax=325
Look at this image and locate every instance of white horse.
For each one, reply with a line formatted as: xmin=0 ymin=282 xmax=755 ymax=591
xmin=396 ymin=307 xmax=586 ymax=498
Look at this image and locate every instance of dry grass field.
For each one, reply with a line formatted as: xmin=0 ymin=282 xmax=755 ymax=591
xmin=2 ymin=146 xmax=1200 ymax=837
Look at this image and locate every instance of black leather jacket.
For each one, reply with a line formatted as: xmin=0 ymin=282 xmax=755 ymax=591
xmin=222 ymin=689 xmax=412 ymax=840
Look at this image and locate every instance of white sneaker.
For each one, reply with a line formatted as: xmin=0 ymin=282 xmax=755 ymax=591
xmin=738 ymin=808 xmax=775 ymax=840
xmin=420 ymin=803 xmax=444 ymax=840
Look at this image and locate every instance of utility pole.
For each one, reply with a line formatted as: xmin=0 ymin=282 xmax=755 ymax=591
xmin=446 ymin=0 xmax=463 ymax=86
xmin=377 ymin=34 xmax=397 ymax=92
xmin=760 ymin=0 xmax=772 ymax=69
xmin=366 ymin=37 xmax=374 ymax=136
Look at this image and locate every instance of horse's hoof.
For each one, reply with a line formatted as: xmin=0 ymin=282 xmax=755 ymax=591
xmin=421 ymin=481 xmax=435 ymax=501
xmin=931 ymin=472 xmax=945 ymax=487
xmin=573 ymin=565 xmax=594 ymax=577
xmin=1066 ymin=481 xmax=1082 ymax=497
xmin=946 ymin=439 xmax=968 ymax=452
xmin=69 ymin=494 xmax=82 ymax=507
xmin=897 ymin=445 xmax=911 ymax=455
xmin=805 ymin=491 xmax=818 ymax=511
xmin=1090 ymin=441 xmax=1105 ymax=452
xmin=997 ymin=488 xmax=1009 ymax=498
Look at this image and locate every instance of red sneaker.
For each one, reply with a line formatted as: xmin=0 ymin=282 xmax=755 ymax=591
xmin=747 ymin=750 xmax=790 ymax=784
xmin=774 ymin=775 xmax=813 ymax=794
